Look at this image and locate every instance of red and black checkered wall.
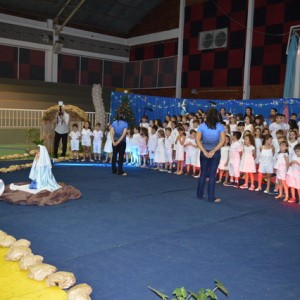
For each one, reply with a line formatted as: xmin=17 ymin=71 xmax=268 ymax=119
xmin=1 ymin=0 xmax=298 ymax=90
xmin=130 ymin=39 xmax=178 ymax=61
xmin=128 ymin=39 xmax=178 ymax=88
xmin=0 ymin=45 xmax=45 ymax=81
xmin=57 ymin=54 xmax=124 ymax=87
xmin=182 ymin=0 xmax=300 ymax=88
xmin=80 ymin=57 xmax=103 ymax=86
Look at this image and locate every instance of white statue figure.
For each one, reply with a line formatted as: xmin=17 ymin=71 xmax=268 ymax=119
xmin=28 ymin=145 xmax=60 ymax=192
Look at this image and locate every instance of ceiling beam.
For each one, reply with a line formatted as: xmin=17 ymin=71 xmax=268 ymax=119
xmin=55 ymin=0 xmax=86 ymax=36
xmin=53 ymin=0 xmax=72 ymax=25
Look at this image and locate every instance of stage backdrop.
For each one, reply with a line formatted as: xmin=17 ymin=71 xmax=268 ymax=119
xmin=110 ymin=92 xmax=300 ymax=125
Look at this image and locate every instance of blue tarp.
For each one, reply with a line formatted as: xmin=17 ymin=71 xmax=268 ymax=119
xmin=110 ymin=91 xmax=300 ymax=124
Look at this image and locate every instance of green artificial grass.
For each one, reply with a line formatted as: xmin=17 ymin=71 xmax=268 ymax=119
xmin=0 ymin=144 xmax=28 ymax=156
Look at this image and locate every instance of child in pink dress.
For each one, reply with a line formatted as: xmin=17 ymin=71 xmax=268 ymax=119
xmin=139 ymin=127 xmax=148 ymax=168
xmin=286 ymin=143 xmax=300 ymax=203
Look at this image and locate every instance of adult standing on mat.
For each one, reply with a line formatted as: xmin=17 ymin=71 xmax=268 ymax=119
xmin=196 ymin=107 xmax=225 ymax=203
xmin=110 ymin=113 xmax=128 ymax=176
xmin=53 ymin=103 xmax=70 ymax=158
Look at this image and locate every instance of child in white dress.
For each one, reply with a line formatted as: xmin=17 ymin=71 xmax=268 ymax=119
xmin=288 ymin=129 xmax=298 ymax=160
xmin=286 ymin=143 xmax=300 ymax=203
xmin=274 ymin=140 xmax=289 ymax=201
xmin=239 ymin=134 xmax=256 ymax=190
xmin=148 ymin=125 xmax=158 ymax=167
xmin=139 ymin=127 xmax=148 ymax=167
xmin=255 ymin=134 xmax=275 ymax=193
xmin=225 ymin=131 xmax=243 ymax=188
xmin=81 ymin=121 xmax=93 ymax=162
xmin=216 ymin=134 xmax=230 ymax=184
xmin=103 ymin=125 xmax=113 ymax=163
xmin=131 ymin=126 xmax=140 ymax=165
xmin=244 ymin=116 xmax=254 ymax=133
xmin=93 ymin=123 xmax=103 ymax=161
xmin=69 ymin=123 xmax=80 ymax=160
xmin=125 ymin=128 xmax=133 ymax=164
xmin=229 ymin=115 xmax=237 ymax=135
xmin=171 ymin=122 xmax=179 ymax=161
xmin=139 ymin=115 xmax=149 ymax=130
xmin=154 ymin=129 xmax=165 ymax=171
xmin=174 ymin=127 xmax=186 ymax=175
xmin=184 ymin=129 xmax=197 ymax=175
xmin=164 ymin=127 xmax=174 ymax=173
xmin=254 ymin=127 xmax=262 ymax=166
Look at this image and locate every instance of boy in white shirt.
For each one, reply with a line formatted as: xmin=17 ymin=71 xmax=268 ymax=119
xmin=69 ymin=123 xmax=81 ymax=160
xmin=269 ymin=113 xmax=287 ymax=139
xmin=93 ymin=123 xmax=103 ymax=161
xmin=148 ymin=125 xmax=158 ymax=167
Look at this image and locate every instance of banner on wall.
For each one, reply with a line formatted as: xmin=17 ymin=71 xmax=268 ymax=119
xmin=110 ymin=91 xmax=300 ymax=124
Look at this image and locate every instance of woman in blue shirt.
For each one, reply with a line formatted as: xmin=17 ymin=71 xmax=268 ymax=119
xmin=110 ymin=113 xmax=128 ymax=176
xmin=196 ymin=108 xmax=225 ymax=203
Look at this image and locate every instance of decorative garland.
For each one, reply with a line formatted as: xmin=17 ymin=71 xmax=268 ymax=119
xmin=0 ymin=153 xmax=31 ymax=161
xmin=0 ymin=163 xmax=32 ymax=174
xmin=0 ymin=156 xmax=69 ymax=173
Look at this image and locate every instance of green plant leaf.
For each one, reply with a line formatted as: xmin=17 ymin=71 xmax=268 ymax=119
xmin=148 ymin=286 xmax=169 ymax=300
xmin=214 ymin=280 xmax=229 ymax=296
xmin=205 ymin=289 xmax=217 ymax=300
xmin=173 ymin=287 xmax=187 ymax=298
xmin=189 ymin=291 xmax=199 ymax=300
xmin=189 ymin=290 xmax=208 ymax=300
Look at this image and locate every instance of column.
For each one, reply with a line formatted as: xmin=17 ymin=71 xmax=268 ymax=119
xmin=243 ymin=0 xmax=255 ymax=100
xmin=176 ymin=0 xmax=185 ymax=98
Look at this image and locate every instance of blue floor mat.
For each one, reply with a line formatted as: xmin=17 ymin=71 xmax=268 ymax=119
xmin=0 ymin=164 xmax=299 ymax=299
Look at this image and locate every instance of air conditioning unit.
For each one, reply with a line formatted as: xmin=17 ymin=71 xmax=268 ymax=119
xmin=213 ymin=28 xmax=228 ymax=48
xmin=198 ymin=28 xmax=228 ymax=50
xmin=198 ymin=30 xmax=214 ymax=50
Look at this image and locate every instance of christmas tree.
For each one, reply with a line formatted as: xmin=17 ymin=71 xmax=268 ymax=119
xmin=116 ymin=94 xmax=136 ymax=127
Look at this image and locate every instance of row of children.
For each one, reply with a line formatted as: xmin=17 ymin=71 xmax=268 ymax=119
xmin=129 ymin=112 xmax=300 ymax=204
xmin=124 ymin=125 xmax=200 ymax=176
xmin=216 ymin=129 xmax=300 ymax=204
xmin=69 ymin=121 xmax=112 ymax=162
xmin=68 ymin=109 xmax=300 ymax=204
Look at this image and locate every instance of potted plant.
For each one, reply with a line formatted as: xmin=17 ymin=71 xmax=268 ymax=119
xmin=148 ymin=279 xmax=229 ymax=300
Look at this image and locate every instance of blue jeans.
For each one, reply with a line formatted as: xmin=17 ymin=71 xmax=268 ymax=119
xmin=197 ymin=150 xmax=221 ymax=202
xmin=112 ymin=141 xmax=126 ymax=174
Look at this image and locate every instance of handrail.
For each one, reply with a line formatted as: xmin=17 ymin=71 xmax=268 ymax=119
xmin=0 ymin=108 xmax=109 ymax=128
